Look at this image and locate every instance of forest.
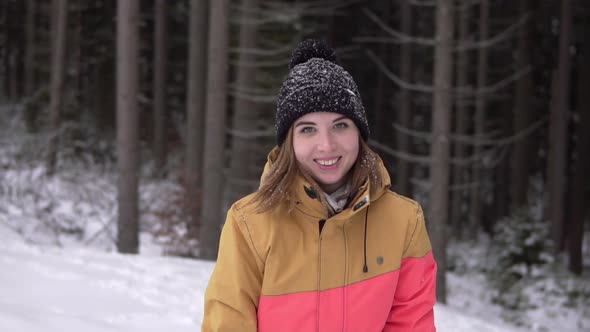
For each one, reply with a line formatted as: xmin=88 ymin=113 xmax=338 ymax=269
xmin=0 ymin=0 xmax=588 ymax=330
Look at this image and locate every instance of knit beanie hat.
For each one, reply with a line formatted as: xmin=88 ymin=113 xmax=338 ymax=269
xmin=275 ymin=39 xmax=369 ymax=146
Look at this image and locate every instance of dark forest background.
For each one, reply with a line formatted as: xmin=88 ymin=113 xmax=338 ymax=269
xmin=0 ymin=0 xmax=588 ymax=308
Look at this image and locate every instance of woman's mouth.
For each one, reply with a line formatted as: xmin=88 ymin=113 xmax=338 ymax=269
xmin=314 ymin=157 xmax=340 ymax=168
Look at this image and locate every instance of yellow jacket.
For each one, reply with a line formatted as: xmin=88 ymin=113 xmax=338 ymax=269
xmin=203 ymin=150 xmax=437 ymax=332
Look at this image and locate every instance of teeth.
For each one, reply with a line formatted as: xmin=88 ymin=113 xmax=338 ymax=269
xmin=317 ymin=158 xmax=338 ymax=166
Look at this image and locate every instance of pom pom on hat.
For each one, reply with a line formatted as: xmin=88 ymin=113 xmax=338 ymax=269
xmin=288 ymin=39 xmax=337 ymax=70
xmin=275 ymin=39 xmax=369 ymax=146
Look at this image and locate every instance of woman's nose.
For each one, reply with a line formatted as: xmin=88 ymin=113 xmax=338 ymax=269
xmin=317 ymin=130 xmax=336 ymax=151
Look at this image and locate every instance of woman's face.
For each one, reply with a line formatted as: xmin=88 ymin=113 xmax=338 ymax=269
xmin=292 ymin=112 xmax=360 ymax=194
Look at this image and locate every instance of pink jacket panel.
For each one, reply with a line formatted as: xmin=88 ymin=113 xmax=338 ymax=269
xmin=257 ymin=252 xmax=436 ymax=332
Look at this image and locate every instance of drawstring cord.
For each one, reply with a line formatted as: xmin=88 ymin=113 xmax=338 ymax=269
xmin=363 ymin=206 xmax=369 ymax=273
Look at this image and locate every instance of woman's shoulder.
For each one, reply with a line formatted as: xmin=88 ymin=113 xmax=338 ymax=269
xmin=371 ymin=190 xmax=423 ymax=221
xmin=228 ymin=192 xmax=276 ymax=226
xmin=226 ymin=193 xmax=275 ymax=260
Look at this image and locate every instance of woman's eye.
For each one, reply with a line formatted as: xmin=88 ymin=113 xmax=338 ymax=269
xmin=334 ymin=122 xmax=349 ymax=129
xmin=301 ymin=126 xmax=315 ymax=133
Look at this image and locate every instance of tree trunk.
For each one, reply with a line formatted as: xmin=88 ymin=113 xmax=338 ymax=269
xmin=186 ymin=0 xmax=209 ymax=239
xmin=228 ymin=0 xmax=260 ymax=206
xmin=8 ymin=0 xmax=19 ymax=100
xmin=395 ymin=0 xmax=412 ymax=197
xmin=46 ymin=0 xmax=68 ymax=175
xmin=95 ymin=56 xmax=115 ymax=134
xmin=116 ymin=0 xmax=140 ymax=254
xmin=469 ymin=0 xmax=489 ymax=237
xmin=153 ymin=0 xmax=168 ymax=175
xmin=373 ymin=1 xmax=390 ymax=143
xmin=0 ymin=2 xmax=6 ymax=99
xmin=568 ymin=36 xmax=590 ymax=274
xmin=451 ymin=1 xmax=471 ymax=238
xmin=429 ymin=0 xmax=454 ymax=304
xmin=545 ymin=0 xmax=572 ymax=253
xmin=25 ymin=0 xmax=36 ymax=96
xmin=68 ymin=1 xmax=82 ymax=150
xmin=200 ymin=0 xmax=230 ymax=260
xmin=510 ymin=0 xmax=533 ymax=212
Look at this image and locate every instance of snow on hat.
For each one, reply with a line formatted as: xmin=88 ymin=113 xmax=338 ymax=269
xmin=275 ymin=39 xmax=369 ymax=146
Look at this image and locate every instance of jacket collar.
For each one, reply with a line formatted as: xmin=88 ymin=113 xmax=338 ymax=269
xmin=260 ymin=146 xmax=391 ymax=220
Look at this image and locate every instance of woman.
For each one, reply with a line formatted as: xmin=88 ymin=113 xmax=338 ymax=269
xmin=202 ymin=39 xmax=437 ymax=332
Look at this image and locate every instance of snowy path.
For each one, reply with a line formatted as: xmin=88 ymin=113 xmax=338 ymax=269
xmin=0 ymin=228 xmax=523 ymax=332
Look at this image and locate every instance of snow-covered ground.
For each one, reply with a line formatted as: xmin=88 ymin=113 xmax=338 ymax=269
xmin=0 ymin=225 xmax=527 ymax=332
xmin=1 ymin=105 xmax=588 ymax=331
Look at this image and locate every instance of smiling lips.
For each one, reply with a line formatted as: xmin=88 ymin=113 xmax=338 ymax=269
xmin=315 ymin=157 xmax=340 ymax=167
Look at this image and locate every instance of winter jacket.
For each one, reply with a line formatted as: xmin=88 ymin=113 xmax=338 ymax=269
xmin=202 ymin=149 xmax=437 ymax=332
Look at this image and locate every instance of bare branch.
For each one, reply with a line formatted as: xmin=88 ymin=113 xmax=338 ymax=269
xmin=359 ymin=10 xmax=530 ymax=51
xmin=228 ymin=87 xmax=278 ymax=103
xmin=402 ymin=0 xmax=481 ymax=10
xmin=392 ymin=116 xmax=546 ymax=146
xmin=411 ymin=177 xmax=481 ymax=191
xmin=226 ymin=127 xmax=274 ymax=138
xmin=456 ymin=0 xmax=481 ymax=12
xmin=230 ymin=43 xmax=293 ymax=56
xmin=229 ymin=58 xmax=290 ymax=68
xmin=462 ymin=66 xmax=532 ymax=97
xmin=362 ymin=7 xmax=436 ymax=47
xmin=366 ymin=50 xmax=434 ymax=93
xmin=368 ymin=139 xmax=431 ymax=164
xmin=368 ymin=49 xmax=531 ymax=97
xmin=455 ymin=13 xmax=530 ymax=51
xmin=369 ymin=139 xmax=506 ymax=167
xmin=405 ymin=0 xmax=435 ymax=7
xmin=228 ymin=83 xmax=278 ymax=96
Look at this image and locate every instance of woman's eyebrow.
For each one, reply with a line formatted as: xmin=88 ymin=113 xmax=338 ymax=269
xmin=294 ymin=121 xmax=316 ymax=127
xmin=333 ymin=116 xmax=348 ymax=122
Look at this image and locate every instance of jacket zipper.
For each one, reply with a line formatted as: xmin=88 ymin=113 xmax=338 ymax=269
xmin=342 ymin=224 xmax=348 ymax=332
xmin=316 ymin=219 xmax=324 ymax=332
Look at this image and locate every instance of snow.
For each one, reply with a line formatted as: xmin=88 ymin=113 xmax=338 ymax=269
xmin=0 ymin=105 xmax=587 ymax=332
xmin=1 ymin=225 xmax=528 ymax=332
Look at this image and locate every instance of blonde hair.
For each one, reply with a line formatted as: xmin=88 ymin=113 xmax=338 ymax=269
xmin=249 ymin=127 xmax=385 ymax=214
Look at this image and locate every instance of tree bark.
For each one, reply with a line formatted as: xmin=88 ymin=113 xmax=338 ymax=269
xmin=451 ymin=1 xmax=471 ymax=238
xmin=228 ymin=0 xmax=260 ymax=206
xmin=373 ymin=1 xmax=390 ymax=143
xmin=0 ymin=2 xmax=6 ymax=98
xmin=25 ymin=0 xmax=36 ymax=96
xmin=8 ymin=1 xmax=19 ymax=100
xmin=116 ymin=0 xmax=140 ymax=254
xmin=469 ymin=0 xmax=489 ymax=237
xmin=510 ymin=0 xmax=533 ymax=212
xmin=153 ymin=0 xmax=168 ymax=175
xmin=568 ymin=38 xmax=590 ymax=274
xmin=200 ymin=0 xmax=230 ymax=260
xmin=46 ymin=0 xmax=68 ymax=175
xmin=545 ymin=0 xmax=572 ymax=253
xmin=429 ymin=0 xmax=454 ymax=304
xmin=186 ymin=0 xmax=209 ymax=239
xmin=395 ymin=0 xmax=412 ymax=197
